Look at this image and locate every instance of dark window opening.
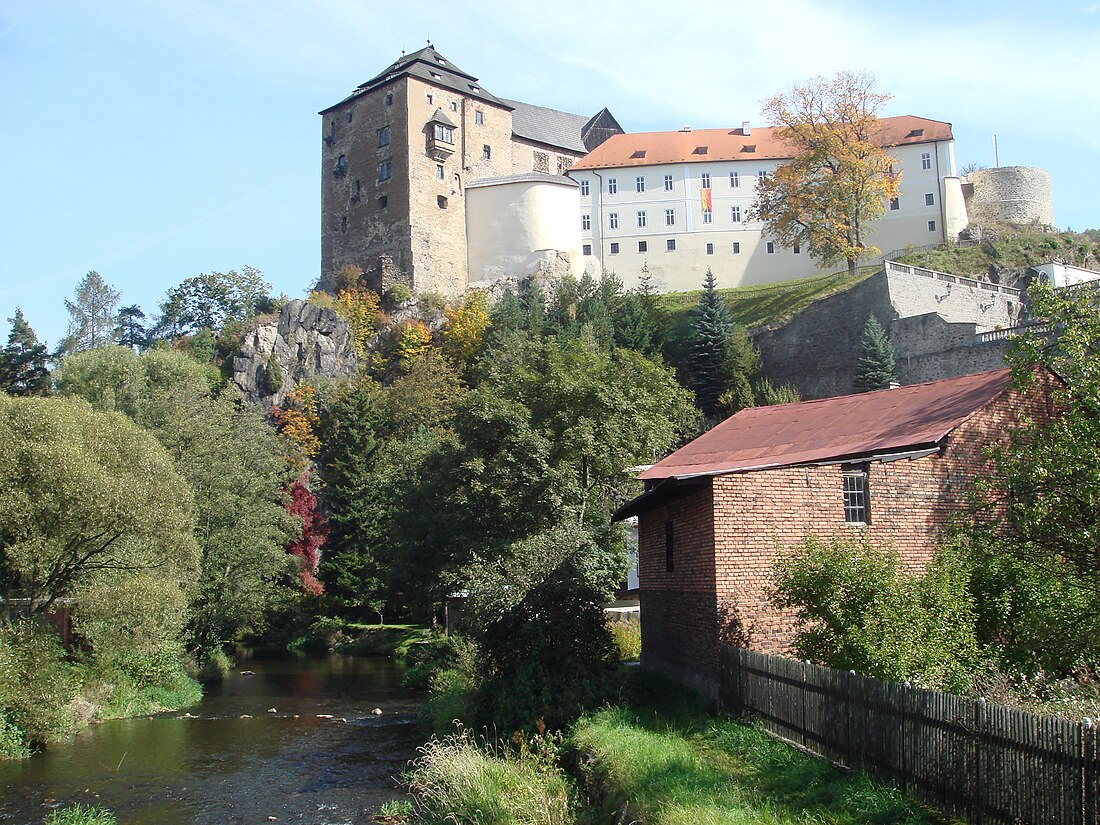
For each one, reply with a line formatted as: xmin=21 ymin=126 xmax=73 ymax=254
xmin=437 ymin=195 xmax=448 ymax=209
xmin=377 ymin=195 xmax=388 ymax=209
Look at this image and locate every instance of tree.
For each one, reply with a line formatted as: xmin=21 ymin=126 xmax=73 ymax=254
xmin=58 ymin=271 xmax=121 ymax=354
xmin=690 ymin=269 xmax=758 ymax=418
xmin=283 ymin=472 xmax=328 ymax=595
xmin=0 ymin=395 xmax=199 ymax=614
xmin=155 ymin=267 xmax=270 ymax=336
xmin=114 ymin=305 xmax=148 ymax=351
xmin=749 ymin=71 xmax=901 ymax=277
xmin=854 ymin=314 xmax=897 ymax=391
xmin=441 ymin=292 xmax=491 ymax=368
xmin=0 ymin=309 xmax=50 ymax=396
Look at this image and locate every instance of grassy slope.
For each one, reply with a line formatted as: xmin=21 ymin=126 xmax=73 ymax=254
xmin=896 ymin=230 xmax=1100 ymax=280
xmin=572 ymin=676 xmax=952 ymax=825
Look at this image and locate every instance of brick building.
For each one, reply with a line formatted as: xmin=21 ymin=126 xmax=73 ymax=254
xmin=319 ymin=45 xmax=621 ymax=295
xmin=614 ymin=368 xmax=1057 ymax=699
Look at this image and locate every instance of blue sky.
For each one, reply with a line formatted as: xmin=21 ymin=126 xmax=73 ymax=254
xmin=2 ymin=0 xmax=1097 ymax=348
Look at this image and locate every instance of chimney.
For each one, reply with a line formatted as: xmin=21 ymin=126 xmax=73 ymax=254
xmin=742 ymin=120 xmax=751 ymax=136
xmin=681 ymin=124 xmax=692 ymax=132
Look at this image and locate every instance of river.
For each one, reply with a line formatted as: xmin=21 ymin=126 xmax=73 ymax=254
xmin=0 ymin=654 xmax=423 ymax=825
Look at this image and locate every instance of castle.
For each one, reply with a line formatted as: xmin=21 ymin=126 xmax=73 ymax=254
xmin=321 ymin=47 xmax=1055 ymax=297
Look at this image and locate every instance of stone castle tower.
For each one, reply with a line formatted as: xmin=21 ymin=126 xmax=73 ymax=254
xmin=319 ymin=45 xmax=622 ymax=296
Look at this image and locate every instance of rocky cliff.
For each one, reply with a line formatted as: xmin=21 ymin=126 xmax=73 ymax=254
xmin=232 ymin=299 xmax=358 ymax=406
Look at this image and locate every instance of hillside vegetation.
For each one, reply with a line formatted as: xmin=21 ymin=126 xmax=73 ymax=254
xmin=896 ymin=229 xmax=1100 ymax=282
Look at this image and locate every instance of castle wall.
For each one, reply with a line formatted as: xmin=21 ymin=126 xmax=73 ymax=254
xmin=966 ymin=166 xmax=1055 ymax=228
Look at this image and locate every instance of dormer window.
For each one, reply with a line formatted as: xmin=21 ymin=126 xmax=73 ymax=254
xmin=430 ymin=71 xmax=442 ymax=79
xmin=693 ymin=146 xmax=708 ymax=155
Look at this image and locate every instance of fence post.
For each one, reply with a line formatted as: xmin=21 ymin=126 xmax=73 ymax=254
xmin=975 ymin=696 xmax=985 ymax=825
xmin=902 ymin=681 xmax=911 ymax=797
xmin=1084 ymin=717 xmax=1095 ymax=825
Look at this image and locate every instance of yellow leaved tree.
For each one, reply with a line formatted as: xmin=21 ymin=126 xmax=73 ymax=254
xmin=749 ymin=71 xmax=901 ymax=277
xmin=440 ymin=291 xmax=491 ymax=368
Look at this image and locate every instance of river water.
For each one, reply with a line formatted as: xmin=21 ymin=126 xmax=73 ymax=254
xmin=0 ymin=654 xmax=423 ymax=825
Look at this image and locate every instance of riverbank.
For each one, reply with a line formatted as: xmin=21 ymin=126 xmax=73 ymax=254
xmin=394 ymin=670 xmax=954 ymax=824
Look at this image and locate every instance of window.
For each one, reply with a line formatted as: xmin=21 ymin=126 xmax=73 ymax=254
xmin=793 ymin=243 xmax=801 ymax=254
xmin=341 ymin=215 xmax=347 ymax=233
xmin=732 ymin=241 xmax=741 ymax=253
xmin=377 ymin=126 xmax=391 ymax=148
xmin=347 ymin=111 xmax=353 ymax=123
xmin=638 ymin=240 xmax=648 ymax=253
xmin=581 ymin=214 xmax=591 ymax=231
xmin=925 ymin=193 xmax=935 ymax=206
xmin=664 ymin=174 xmax=674 ymax=191
xmin=730 ymin=205 xmax=742 ymax=222
xmin=843 ymin=468 xmax=869 ymax=524
xmin=928 ymin=220 xmax=937 ymax=232
xmin=757 ymin=170 xmax=769 ymax=181
xmin=533 ymin=151 xmax=549 ymax=173
xmin=609 ymin=242 xmax=620 ymax=254
xmin=353 ymin=179 xmax=360 ymax=199
xmin=665 ymin=521 xmax=674 ymax=572
xmin=377 ymin=195 xmax=388 ymax=209
xmin=608 ymin=178 xmax=618 ymax=194
xmin=636 ymin=176 xmax=645 ymax=193
xmin=582 ymin=243 xmax=592 ymax=256
xmin=664 ymin=208 xmax=675 ymax=226
xmin=435 ymin=164 xmax=444 ymax=180
xmin=336 ymin=155 xmax=347 ymax=174
xmin=433 ymin=123 xmax=454 ymax=144
xmin=475 ymin=110 xmax=484 ymax=125
xmin=426 ymin=93 xmax=433 ymax=104
xmin=703 ymin=211 xmax=713 ymax=224
xmin=921 ymin=152 xmax=932 ymax=170
xmin=766 ymin=241 xmax=775 ymax=254
xmin=700 ymin=172 xmax=711 ymax=189
xmin=666 ymin=238 xmax=676 ymax=251
xmin=729 ymin=171 xmax=739 ymax=188
xmin=579 ymin=179 xmax=590 ymax=196
xmin=437 ymin=195 xmax=448 ymax=209
xmin=706 ymin=242 xmax=714 ymax=255
xmin=450 ymin=101 xmax=457 ymax=112
xmin=482 ymin=144 xmax=491 ymax=160
xmin=384 ymin=92 xmax=393 ymax=106
xmin=608 ymin=212 xmax=619 ymax=230
xmin=377 ymin=159 xmax=392 ymax=182
xmin=637 ymin=210 xmax=647 ymax=228
xmin=889 ymin=197 xmax=900 ymax=211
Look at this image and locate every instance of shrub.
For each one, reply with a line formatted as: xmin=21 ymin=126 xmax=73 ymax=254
xmin=404 ymin=728 xmax=574 ymax=825
xmin=385 ymin=284 xmax=413 ymax=307
xmin=608 ymin=620 xmax=641 ymax=662
xmin=0 ymin=619 xmax=78 ymax=756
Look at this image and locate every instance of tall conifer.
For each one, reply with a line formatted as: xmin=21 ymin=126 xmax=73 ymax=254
xmin=854 ymin=314 xmax=897 ymax=392
xmin=0 ymin=309 xmax=50 ymax=395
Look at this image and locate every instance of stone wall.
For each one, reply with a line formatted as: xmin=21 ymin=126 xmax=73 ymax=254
xmin=756 ymin=264 xmax=1025 ymax=399
xmin=636 ymin=376 xmax=1059 ymax=694
xmin=231 ymin=299 xmax=358 ymax=407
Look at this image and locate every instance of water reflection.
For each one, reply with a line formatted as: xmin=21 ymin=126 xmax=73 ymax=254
xmin=0 ymin=654 xmax=422 ymax=825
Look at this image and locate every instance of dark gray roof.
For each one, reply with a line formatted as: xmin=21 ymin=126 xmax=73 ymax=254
xmin=320 ymin=46 xmax=512 ymax=114
xmin=466 ymin=172 xmax=580 ymax=189
xmin=502 ymin=98 xmax=590 ymax=154
xmin=427 ymin=107 xmax=457 ymax=128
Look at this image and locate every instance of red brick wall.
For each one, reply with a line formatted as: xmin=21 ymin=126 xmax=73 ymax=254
xmin=638 ymin=377 xmax=1058 ymax=684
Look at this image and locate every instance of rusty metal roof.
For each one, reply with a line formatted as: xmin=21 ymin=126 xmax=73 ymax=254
xmin=639 ymin=369 xmax=1013 ymax=481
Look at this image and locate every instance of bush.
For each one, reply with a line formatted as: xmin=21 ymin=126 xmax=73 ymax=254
xmin=44 ymin=804 xmax=117 ymax=825
xmin=608 ymin=621 xmax=641 ymax=662
xmin=772 ymin=536 xmax=984 ymax=692
xmin=385 ymin=284 xmax=413 ymax=307
xmin=404 ymin=728 xmax=574 ymax=825
xmin=0 ymin=619 xmax=78 ymax=756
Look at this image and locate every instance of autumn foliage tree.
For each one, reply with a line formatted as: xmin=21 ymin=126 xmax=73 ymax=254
xmin=273 ymin=384 xmax=321 ymax=475
xmin=283 ymin=472 xmax=328 ymax=595
xmin=749 ymin=71 xmax=901 ymax=277
xmin=441 ymin=292 xmax=491 ymax=368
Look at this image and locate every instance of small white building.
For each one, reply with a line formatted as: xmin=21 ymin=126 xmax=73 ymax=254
xmin=568 ymin=116 xmax=967 ymax=292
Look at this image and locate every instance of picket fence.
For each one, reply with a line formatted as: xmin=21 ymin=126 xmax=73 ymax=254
xmin=719 ymin=647 xmax=1100 ymax=824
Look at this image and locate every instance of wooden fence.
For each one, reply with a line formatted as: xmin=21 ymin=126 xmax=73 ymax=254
xmin=719 ymin=647 xmax=1100 ymax=825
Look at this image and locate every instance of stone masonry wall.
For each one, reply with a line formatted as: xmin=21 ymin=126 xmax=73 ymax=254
xmin=966 ymin=166 xmax=1055 ymax=228
xmin=637 ymin=375 xmax=1058 ymax=691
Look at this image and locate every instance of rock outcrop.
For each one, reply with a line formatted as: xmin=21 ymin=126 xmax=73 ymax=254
xmin=232 ymin=299 xmax=358 ymax=406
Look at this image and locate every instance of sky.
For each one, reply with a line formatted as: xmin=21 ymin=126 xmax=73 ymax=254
xmin=2 ymin=0 xmax=1098 ymax=349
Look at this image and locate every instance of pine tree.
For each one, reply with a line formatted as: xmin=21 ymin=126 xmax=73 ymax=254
xmin=854 ymin=314 xmax=897 ymax=392
xmin=58 ymin=271 xmax=121 ymax=355
xmin=0 ymin=309 xmax=50 ymax=395
xmin=616 ymin=264 xmax=662 ymax=355
xmin=690 ymin=269 xmax=735 ymax=416
xmin=114 ymin=304 xmax=148 ymax=351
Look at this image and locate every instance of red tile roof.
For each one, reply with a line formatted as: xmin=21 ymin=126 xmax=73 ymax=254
xmin=639 ymin=369 xmax=1012 ymax=481
xmin=571 ymin=116 xmax=952 ymax=171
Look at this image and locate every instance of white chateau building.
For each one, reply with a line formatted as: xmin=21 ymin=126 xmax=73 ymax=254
xmin=567 ymin=116 xmax=969 ymax=292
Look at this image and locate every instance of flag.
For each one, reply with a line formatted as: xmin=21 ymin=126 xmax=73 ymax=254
xmin=700 ymin=188 xmax=712 ymax=213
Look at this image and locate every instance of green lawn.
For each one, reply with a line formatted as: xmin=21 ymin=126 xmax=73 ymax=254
xmin=572 ymin=675 xmax=953 ymax=825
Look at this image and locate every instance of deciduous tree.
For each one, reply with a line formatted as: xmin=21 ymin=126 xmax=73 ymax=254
xmin=156 ymin=267 xmax=270 ymax=336
xmin=749 ymin=71 xmax=900 ymax=277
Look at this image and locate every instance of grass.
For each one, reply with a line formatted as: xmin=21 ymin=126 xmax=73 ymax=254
xmin=571 ymin=673 xmax=952 ymax=825
xmin=44 ymin=805 xmax=117 ymax=825
xmin=896 ymin=229 xmax=1100 ymax=280
xmin=658 ymin=267 xmax=877 ymax=333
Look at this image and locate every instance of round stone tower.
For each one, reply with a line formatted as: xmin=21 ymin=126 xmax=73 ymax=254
xmin=965 ymin=166 xmax=1055 ymax=227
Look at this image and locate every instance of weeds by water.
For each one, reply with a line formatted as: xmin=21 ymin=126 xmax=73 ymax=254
xmin=44 ymin=804 xmax=117 ymax=825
